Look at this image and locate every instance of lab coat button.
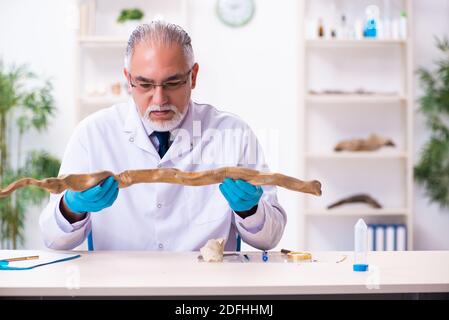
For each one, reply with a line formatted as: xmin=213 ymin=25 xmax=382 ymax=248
xmin=157 ymin=203 xmax=162 ymax=209
xmin=129 ymin=137 xmax=134 ymax=142
xmin=157 ymin=164 xmax=162 ymax=168
xmin=158 ymin=243 xmax=164 ymax=249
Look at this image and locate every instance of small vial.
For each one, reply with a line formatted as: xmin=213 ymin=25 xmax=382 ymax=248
xmin=318 ymin=18 xmax=325 ymax=38
xmin=353 ymin=218 xmax=369 ymax=272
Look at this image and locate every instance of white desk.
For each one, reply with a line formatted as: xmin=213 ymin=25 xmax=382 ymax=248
xmin=0 ymin=250 xmax=448 ymax=297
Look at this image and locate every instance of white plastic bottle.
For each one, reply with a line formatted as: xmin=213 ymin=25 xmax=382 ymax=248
xmin=353 ymin=218 xmax=369 ymax=272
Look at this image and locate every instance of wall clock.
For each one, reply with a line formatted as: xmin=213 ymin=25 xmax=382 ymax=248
xmin=216 ymin=0 xmax=255 ymax=27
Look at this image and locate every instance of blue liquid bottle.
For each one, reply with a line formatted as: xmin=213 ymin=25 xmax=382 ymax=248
xmin=353 ymin=218 xmax=369 ymax=272
xmin=364 ymin=5 xmax=379 ymax=38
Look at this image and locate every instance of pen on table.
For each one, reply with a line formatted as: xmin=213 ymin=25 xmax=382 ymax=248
xmin=262 ymin=250 xmax=268 ymax=262
xmin=0 ymin=255 xmax=39 ymax=266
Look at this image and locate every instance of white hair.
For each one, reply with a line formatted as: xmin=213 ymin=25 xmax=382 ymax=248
xmin=124 ymin=21 xmax=194 ymax=70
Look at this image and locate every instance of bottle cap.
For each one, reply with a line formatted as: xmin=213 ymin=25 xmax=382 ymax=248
xmin=353 ymin=264 xmax=369 ymax=272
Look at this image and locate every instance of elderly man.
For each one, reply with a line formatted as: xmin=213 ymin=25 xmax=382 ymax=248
xmin=40 ymin=21 xmax=286 ymax=251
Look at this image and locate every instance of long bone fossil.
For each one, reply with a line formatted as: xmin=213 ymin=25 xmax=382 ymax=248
xmin=0 ymin=167 xmax=322 ymax=198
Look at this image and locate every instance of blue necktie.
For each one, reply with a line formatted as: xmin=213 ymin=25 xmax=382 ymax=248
xmin=153 ymin=131 xmax=170 ymax=158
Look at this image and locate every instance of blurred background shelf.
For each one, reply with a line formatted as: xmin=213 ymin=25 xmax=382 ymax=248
xmin=306 ymin=38 xmax=407 ymax=47
xmin=305 ymin=94 xmax=407 ymax=104
xmin=305 ymin=208 xmax=409 ymax=216
xmin=79 ymin=96 xmax=129 ymax=107
xmin=300 ymin=0 xmax=414 ymax=251
xmin=305 ymin=152 xmax=408 ymax=160
xmin=78 ymin=36 xmax=128 ymax=47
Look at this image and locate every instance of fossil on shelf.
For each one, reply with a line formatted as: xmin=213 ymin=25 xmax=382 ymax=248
xmin=327 ymin=194 xmax=383 ymax=209
xmin=308 ymin=89 xmax=398 ymax=96
xmin=0 ymin=167 xmax=322 ymax=198
xmin=334 ymin=134 xmax=395 ymax=152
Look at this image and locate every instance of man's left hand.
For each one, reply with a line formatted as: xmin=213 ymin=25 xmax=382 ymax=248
xmin=219 ymin=178 xmax=263 ymax=213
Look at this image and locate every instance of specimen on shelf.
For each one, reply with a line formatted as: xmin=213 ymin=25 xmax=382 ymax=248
xmin=308 ymin=89 xmax=398 ymax=96
xmin=334 ymin=134 xmax=395 ymax=152
xmin=327 ymin=194 xmax=382 ymax=209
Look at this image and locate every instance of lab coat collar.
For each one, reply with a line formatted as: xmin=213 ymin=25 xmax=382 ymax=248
xmin=163 ymin=100 xmax=195 ymax=163
xmin=123 ymin=99 xmax=194 ymax=163
xmin=123 ymin=99 xmax=159 ymax=158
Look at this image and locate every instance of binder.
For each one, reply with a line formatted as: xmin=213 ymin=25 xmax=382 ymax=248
xmin=367 ymin=224 xmax=375 ymax=251
xmin=366 ymin=223 xmax=407 ymax=251
xmin=374 ymin=224 xmax=385 ymax=251
xmin=385 ymin=225 xmax=395 ymax=251
xmin=396 ymin=224 xmax=407 ymax=251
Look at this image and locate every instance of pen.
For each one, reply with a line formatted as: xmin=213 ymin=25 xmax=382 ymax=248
xmin=262 ymin=250 xmax=268 ymax=262
xmin=0 ymin=255 xmax=39 ymax=266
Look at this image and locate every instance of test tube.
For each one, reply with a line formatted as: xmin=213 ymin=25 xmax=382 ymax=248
xmin=353 ymin=218 xmax=369 ymax=272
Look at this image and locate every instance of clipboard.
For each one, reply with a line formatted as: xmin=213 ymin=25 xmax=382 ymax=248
xmin=0 ymin=250 xmax=81 ymax=270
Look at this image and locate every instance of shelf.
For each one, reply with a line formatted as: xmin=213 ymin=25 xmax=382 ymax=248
xmin=306 ymin=94 xmax=407 ymax=104
xmin=306 ymin=39 xmax=407 ymax=48
xmin=305 ymin=152 xmax=408 ymax=160
xmin=80 ymin=96 xmax=130 ymax=107
xmin=78 ymin=36 xmax=128 ymax=47
xmin=305 ymin=208 xmax=409 ymax=216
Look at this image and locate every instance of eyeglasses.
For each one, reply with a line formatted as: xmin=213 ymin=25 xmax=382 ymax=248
xmin=129 ymin=68 xmax=192 ymax=93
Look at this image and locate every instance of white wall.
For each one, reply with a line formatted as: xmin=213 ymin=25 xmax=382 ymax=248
xmin=0 ymin=0 xmax=448 ymax=250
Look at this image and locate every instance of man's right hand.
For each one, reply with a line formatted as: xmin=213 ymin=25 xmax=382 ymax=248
xmin=63 ymin=176 xmax=119 ymax=214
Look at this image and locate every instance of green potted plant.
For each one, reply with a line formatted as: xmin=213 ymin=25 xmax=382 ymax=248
xmin=116 ymin=8 xmax=144 ymax=36
xmin=414 ymin=37 xmax=449 ymax=209
xmin=0 ymin=61 xmax=61 ymax=249
xmin=117 ymin=8 xmax=144 ymax=23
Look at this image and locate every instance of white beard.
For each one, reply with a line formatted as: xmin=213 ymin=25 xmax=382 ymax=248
xmin=142 ymin=104 xmax=188 ymax=132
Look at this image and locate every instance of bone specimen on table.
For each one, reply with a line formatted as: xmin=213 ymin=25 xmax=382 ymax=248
xmin=0 ymin=167 xmax=322 ymax=198
xmin=327 ymin=194 xmax=382 ymax=209
xmin=200 ymin=238 xmax=226 ymax=262
xmin=334 ymin=134 xmax=395 ymax=152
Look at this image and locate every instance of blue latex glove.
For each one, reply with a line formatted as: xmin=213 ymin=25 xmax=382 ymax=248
xmin=64 ymin=176 xmax=119 ymax=214
xmin=219 ymin=178 xmax=263 ymax=212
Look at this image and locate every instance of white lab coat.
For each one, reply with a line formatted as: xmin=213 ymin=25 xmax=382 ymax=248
xmin=39 ymin=100 xmax=287 ymax=251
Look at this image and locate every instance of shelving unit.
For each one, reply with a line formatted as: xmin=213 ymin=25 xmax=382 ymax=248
xmin=299 ymin=0 xmax=414 ymax=251
xmin=305 ymin=94 xmax=406 ymax=104
xmin=305 ymin=152 xmax=408 ymax=160
xmin=305 ymin=208 xmax=408 ymax=217
xmin=306 ymin=38 xmax=407 ymax=47
xmin=75 ymin=0 xmax=188 ymax=121
xmin=78 ymin=36 xmax=128 ymax=46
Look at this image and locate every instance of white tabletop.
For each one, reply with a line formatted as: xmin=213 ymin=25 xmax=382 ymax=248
xmin=0 ymin=250 xmax=448 ymax=297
